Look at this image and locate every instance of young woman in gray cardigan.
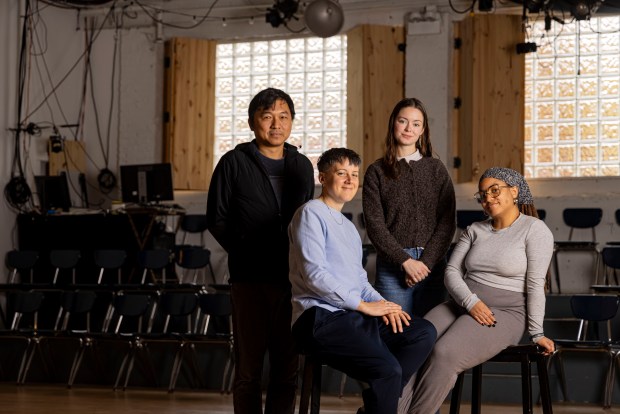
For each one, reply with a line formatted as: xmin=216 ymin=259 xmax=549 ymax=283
xmin=401 ymin=167 xmax=555 ymax=414
xmin=363 ymin=98 xmax=456 ymax=317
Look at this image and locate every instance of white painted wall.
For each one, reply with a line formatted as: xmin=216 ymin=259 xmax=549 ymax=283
xmin=0 ymin=1 xmax=619 ymax=293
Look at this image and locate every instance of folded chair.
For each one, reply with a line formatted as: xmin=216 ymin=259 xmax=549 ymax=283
xmin=137 ymin=249 xmax=170 ymax=284
xmin=115 ymin=290 xmax=199 ymax=390
xmin=93 ymin=250 xmax=127 ymax=285
xmin=175 ymin=246 xmax=216 ymax=285
xmin=168 ymin=292 xmax=233 ymax=392
xmin=6 ymin=250 xmax=38 ymax=284
xmin=0 ymin=290 xmax=45 ymax=383
xmin=50 ymin=250 xmax=81 ymax=285
xmin=599 ymin=247 xmax=620 ymax=286
xmin=20 ymin=290 xmax=97 ymax=385
xmin=552 ymin=208 xmax=602 ymax=293
xmin=67 ymin=291 xmax=155 ymax=388
xmin=549 ymin=294 xmax=619 ymax=408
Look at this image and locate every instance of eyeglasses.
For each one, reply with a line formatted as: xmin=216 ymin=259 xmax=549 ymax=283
xmin=474 ymin=184 xmax=511 ymax=204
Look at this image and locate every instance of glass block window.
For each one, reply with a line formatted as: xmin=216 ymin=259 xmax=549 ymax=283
xmin=215 ymin=36 xmax=348 ymax=181
xmin=525 ymin=16 xmax=620 ymax=178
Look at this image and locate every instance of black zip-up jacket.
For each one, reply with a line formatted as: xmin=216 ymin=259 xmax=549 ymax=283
xmin=206 ymin=140 xmax=315 ymax=284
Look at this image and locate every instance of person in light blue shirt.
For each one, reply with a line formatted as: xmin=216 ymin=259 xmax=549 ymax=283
xmin=289 ymin=148 xmax=437 ymax=414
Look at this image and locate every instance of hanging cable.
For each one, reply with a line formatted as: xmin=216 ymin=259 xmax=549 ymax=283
xmin=5 ymin=0 xmax=34 ymax=212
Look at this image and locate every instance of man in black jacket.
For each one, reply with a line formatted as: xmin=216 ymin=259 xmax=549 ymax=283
xmin=207 ymin=88 xmax=315 ymax=414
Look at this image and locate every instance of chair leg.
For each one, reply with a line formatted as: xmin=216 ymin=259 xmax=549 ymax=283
xmin=553 ymin=352 xmax=569 ymax=402
xmin=449 ymin=371 xmax=465 ymax=414
xmin=222 ymin=350 xmax=234 ymax=394
xmin=113 ymin=346 xmax=133 ymax=391
xmin=519 ymin=359 xmax=532 ymax=414
xmin=471 ymin=365 xmax=482 ymax=414
xmin=168 ymin=344 xmax=185 ymax=393
xmin=310 ymin=357 xmax=322 ymax=414
xmin=16 ymin=340 xmax=34 ymax=385
xmin=19 ymin=338 xmax=54 ymax=385
xmin=338 ymin=372 xmax=347 ymax=398
xmin=604 ymin=351 xmax=616 ymax=409
xmin=68 ymin=344 xmax=87 ymax=388
xmin=536 ymin=356 xmax=553 ymax=414
xmin=207 ymin=262 xmax=217 ymax=284
xmin=552 ymin=250 xmax=561 ymax=294
xmin=299 ymin=355 xmax=314 ymax=414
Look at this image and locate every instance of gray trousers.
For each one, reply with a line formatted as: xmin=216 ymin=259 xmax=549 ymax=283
xmin=399 ymin=280 xmax=527 ymax=414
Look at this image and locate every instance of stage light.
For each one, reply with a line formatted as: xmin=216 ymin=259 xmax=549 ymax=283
xmin=304 ymin=0 xmax=344 ymax=38
xmin=265 ymin=0 xmax=299 ymax=28
xmin=478 ymin=0 xmax=494 ymax=12
xmin=573 ymin=0 xmax=591 ymax=20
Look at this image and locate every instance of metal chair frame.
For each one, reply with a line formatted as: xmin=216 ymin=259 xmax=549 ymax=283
xmin=450 ymin=344 xmax=553 ymax=414
xmin=548 ymin=294 xmax=619 ymax=408
xmin=168 ymin=292 xmax=234 ymax=393
xmin=93 ymin=249 xmax=127 ymax=285
xmin=116 ymin=290 xmax=199 ymax=391
xmin=175 ymin=246 xmax=216 ymax=285
xmin=49 ymin=250 xmax=81 ymax=285
xmin=6 ymin=250 xmax=38 ymax=284
xmin=137 ymin=249 xmax=170 ymax=284
xmin=552 ymin=208 xmax=602 ymax=293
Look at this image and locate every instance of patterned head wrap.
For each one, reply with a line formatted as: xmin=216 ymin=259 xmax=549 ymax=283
xmin=479 ymin=167 xmax=534 ymax=205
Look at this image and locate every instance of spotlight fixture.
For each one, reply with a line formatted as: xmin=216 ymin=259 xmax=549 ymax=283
xmin=265 ymin=0 xmax=299 ymax=28
xmin=572 ymin=0 xmax=591 ymax=19
xmin=304 ymin=0 xmax=344 ymax=38
xmin=478 ymin=0 xmax=494 ymax=12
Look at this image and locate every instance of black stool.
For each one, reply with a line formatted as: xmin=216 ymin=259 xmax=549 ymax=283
xmin=299 ymin=353 xmax=322 ymax=414
xmin=449 ymin=344 xmax=553 ymax=414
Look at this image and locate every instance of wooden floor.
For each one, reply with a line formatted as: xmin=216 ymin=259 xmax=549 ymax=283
xmin=0 ymin=384 xmax=618 ymax=414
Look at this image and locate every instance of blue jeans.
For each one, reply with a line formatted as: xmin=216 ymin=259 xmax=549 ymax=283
xmin=375 ymin=247 xmax=448 ymax=317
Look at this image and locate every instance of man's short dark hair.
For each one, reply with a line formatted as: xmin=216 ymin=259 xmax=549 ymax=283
xmin=248 ymin=88 xmax=295 ymax=122
xmin=317 ymin=148 xmax=362 ymax=173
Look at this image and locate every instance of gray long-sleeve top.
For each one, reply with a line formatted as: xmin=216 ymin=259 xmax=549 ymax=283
xmin=446 ymin=213 xmax=554 ymax=339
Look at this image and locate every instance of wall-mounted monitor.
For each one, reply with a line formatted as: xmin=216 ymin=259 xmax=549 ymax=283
xmin=120 ymin=163 xmax=174 ymax=204
xmin=35 ymin=174 xmax=72 ymax=212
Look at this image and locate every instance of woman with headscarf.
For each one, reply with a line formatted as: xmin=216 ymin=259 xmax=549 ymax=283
xmin=402 ymin=167 xmax=555 ymax=414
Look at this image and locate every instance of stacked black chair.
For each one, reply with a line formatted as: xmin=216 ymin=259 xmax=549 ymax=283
xmin=537 ymin=209 xmax=546 ymax=221
xmin=448 ymin=210 xmax=487 ymax=259
xmin=6 ymin=250 xmax=38 ymax=284
xmin=178 ymin=214 xmax=209 ymax=247
xmin=137 ymin=249 xmax=171 ymax=284
xmin=599 ymin=247 xmax=620 ymax=286
xmin=115 ymin=290 xmax=199 ymax=390
xmin=549 ymin=294 xmax=619 ymax=408
xmin=50 ymin=250 xmax=81 ymax=285
xmin=93 ymin=250 xmax=127 ymax=285
xmin=168 ymin=292 xmax=233 ymax=393
xmin=552 ymin=208 xmax=602 ymax=293
xmin=177 ymin=214 xmax=217 ymax=284
xmin=607 ymin=209 xmax=620 ymax=246
xmin=20 ymin=290 xmax=97 ymax=385
xmin=176 ymin=247 xmax=216 ymax=285
xmin=66 ymin=291 xmax=155 ymax=389
xmin=0 ymin=290 xmax=45 ymax=384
